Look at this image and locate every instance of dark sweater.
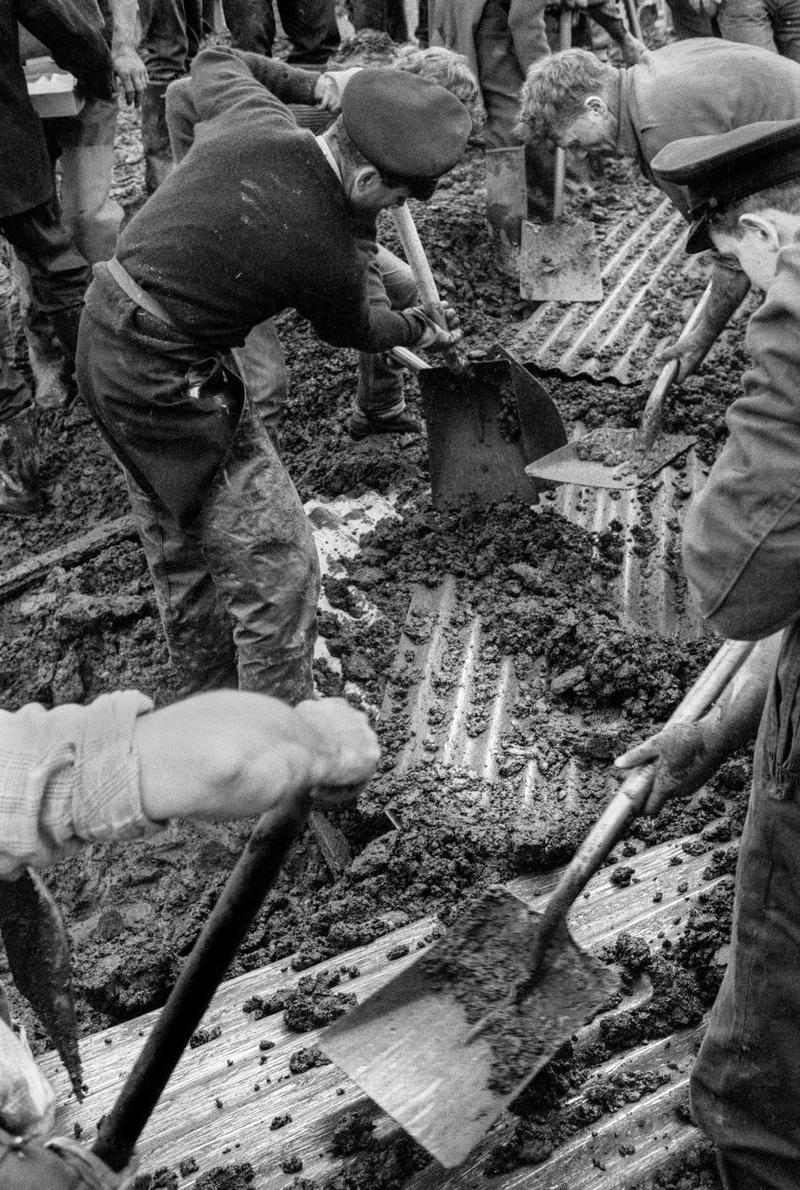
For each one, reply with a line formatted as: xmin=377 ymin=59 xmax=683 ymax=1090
xmin=117 ymin=47 xmax=419 ymax=353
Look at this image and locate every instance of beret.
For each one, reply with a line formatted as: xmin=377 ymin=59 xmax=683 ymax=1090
xmin=651 ymin=118 xmax=800 ymax=253
xmin=341 ymin=68 xmax=471 ymax=193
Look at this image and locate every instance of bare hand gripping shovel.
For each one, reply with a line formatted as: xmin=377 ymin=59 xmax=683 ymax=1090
xmin=91 ymin=786 xmax=357 ymax=1174
xmin=321 ymin=639 xmax=753 ymax=1168
xmin=390 ymin=205 xmax=568 ymax=508
xmin=525 ymin=280 xmax=713 ymax=490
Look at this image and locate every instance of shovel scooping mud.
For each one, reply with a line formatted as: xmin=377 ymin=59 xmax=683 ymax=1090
xmin=321 ymin=638 xmax=753 ymax=1168
xmin=389 ymin=205 xmax=568 ymax=507
xmin=518 ymin=13 xmax=603 ymax=304
xmin=526 ymin=280 xmax=714 ymax=489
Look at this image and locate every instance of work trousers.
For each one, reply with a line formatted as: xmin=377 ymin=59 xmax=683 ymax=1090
xmin=474 ymin=0 xmax=554 ymax=216
xmin=139 ymin=0 xmax=204 ymax=82
xmin=667 ymin=0 xmax=800 ymax=58
xmin=43 ymin=99 xmax=122 ymax=266
xmin=0 ymin=199 xmax=90 ymax=363
xmin=221 ymin=0 xmax=340 ymax=64
xmin=0 ymin=242 xmax=34 ymax=424
xmin=233 ymin=245 xmax=417 ymax=434
xmin=77 ymin=268 xmax=319 ymax=703
xmin=691 ymin=620 xmax=800 ymax=1189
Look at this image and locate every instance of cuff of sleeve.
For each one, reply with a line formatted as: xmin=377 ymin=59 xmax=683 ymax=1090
xmin=71 ymin=690 xmax=160 ymax=845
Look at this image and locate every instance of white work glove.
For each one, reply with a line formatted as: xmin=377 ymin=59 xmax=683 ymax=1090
xmin=313 ymin=68 xmax=360 ymax=113
xmin=0 ymin=1017 xmax=56 ymax=1138
xmin=294 ymin=697 xmax=380 ymax=802
xmin=686 ymin=0 xmax=721 ymax=13
xmin=408 ymin=302 xmax=463 ymax=352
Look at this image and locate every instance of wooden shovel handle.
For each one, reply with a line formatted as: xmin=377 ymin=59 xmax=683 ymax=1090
xmin=552 ymin=11 xmax=572 ymax=221
xmin=93 ymin=793 xmax=314 ymax=1172
xmin=391 ymin=203 xmax=468 ymax=375
xmin=535 ymin=637 xmax=755 ymax=949
xmin=639 ymin=279 xmax=714 ymax=447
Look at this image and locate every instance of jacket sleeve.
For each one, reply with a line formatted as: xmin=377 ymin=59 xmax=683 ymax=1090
xmin=16 ymin=0 xmax=114 ymax=101
xmin=190 ymin=45 xmax=317 ymax=127
xmin=682 ymin=239 xmax=800 ymax=639
xmin=299 ymin=235 xmax=422 ymax=352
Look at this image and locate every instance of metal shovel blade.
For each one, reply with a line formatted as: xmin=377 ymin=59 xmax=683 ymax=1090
xmin=0 ymin=867 xmax=83 ymax=1098
xmin=322 ymin=886 xmax=618 ymax=1169
xmin=421 ymin=353 xmax=567 ymax=509
xmin=525 ymin=426 xmax=696 ymax=490
xmin=520 ymin=218 xmax=603 ymax=304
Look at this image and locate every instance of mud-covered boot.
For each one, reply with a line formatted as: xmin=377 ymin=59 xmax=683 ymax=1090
xmin=142 ymin=82 xmax=173 ymax=195
xmin=0 ymin=407 xmax=39 ymax=516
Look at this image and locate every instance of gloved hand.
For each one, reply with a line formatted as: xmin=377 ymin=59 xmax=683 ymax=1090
xmin=613 ymin=719 xmax=724 ymax=816
xmin=294 ymin=697 xmax=381 ymax=801
xmin=408 ymin=302 xmax=463 ymax=352
xmin=313 ymin=68 xmax=360 ymax=113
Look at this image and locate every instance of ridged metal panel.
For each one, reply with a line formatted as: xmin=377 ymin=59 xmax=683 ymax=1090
xmin=512 ymin=198 xmax=711 ymax=384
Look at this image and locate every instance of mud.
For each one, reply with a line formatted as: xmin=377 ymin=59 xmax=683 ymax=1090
xmin=0 ymin=28 xmax=755 ymax=1190
xmin=573 ymin=425 xmax=692 ymax=482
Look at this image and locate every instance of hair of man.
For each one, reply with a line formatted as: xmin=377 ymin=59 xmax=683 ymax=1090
xmin=711 ymin=177 xmax=800 ymax=236
xmin=394 ymin=45 xmax=486 ymax=133
xmin=519 ymin=48 xmax=615 ymax=142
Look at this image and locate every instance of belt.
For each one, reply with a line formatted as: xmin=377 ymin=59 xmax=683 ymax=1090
xmin=105 ymin=256 xmax=184 ymax=335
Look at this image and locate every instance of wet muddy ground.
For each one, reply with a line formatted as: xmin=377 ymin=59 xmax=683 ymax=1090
xmin=0 ymin=49 xmax=754 ymax=1190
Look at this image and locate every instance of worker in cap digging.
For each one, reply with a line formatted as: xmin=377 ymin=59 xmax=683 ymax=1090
xmin=519 ymin=40 xmax=800 ymax=389
xmin=77 ymin=52 xmax=470 ymax=705
xmin=613 ymin=117 xmax=800 ymax=1190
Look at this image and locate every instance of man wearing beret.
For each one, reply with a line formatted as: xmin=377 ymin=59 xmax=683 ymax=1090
xmin=519 ymin=40 xmax=800 ymax=385
xmin=76 ymin=48 xmax=470 ymax=704
xmin=613 ymin=117 xmax=800 ymax=1189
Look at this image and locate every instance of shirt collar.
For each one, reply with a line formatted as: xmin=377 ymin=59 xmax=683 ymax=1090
xmin=315 ymin=134 xmax=342 ymax=183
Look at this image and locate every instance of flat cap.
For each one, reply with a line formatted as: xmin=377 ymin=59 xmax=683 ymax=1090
xmin=651 ymin=118 xmax=800 ymax=253
xmin=341 ymin=68 xmax=471 ymax=197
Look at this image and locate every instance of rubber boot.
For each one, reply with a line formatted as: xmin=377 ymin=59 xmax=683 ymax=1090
xmin=0 ymin=407 xmax=39 ymax=516
xmin=141 ymin=82 xmax=174 ymax=195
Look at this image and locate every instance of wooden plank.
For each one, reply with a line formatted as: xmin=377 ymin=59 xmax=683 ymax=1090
xmin=39 ymin=833 xmax=731 ymax=1188
xmin=0 ymin=515 xmax=136 ymax=602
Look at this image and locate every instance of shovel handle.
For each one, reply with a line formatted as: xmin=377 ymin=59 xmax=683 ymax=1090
xmin=534 ymin=637 xmax=755 ymax=950
xmin=391 ymin=203 xmax=468 ymax=376
xmin=639 ymin=280 xmax=714 ymax=448
xmin=92 ymin=793 xmax=314 ymax=1172
xmin=552 ymin=12 xmax=572 ymax=221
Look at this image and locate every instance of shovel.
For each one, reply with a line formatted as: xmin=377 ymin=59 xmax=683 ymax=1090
xmin=525 ymin=280 xmax=713 ymax=490
xmin=389 ymin=206 xmax=568 ymax=507
xmin=518 ymin=12 xmax=603 ymax=304
xmin=321 ymin=638 xmax=753 ymax=1168
xmin=91 ymin=784 xmax=358 ymax=1174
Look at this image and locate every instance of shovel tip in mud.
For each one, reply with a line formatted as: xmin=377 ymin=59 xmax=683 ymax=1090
xmin=320 ymin=887 xmax=619 ymax=1169
xmin=525 ymin=432 xmax=697 ymax=491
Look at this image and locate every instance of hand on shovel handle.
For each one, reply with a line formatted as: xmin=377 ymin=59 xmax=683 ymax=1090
xmin=514 ymin=637 xmax=755 ymax=1000
xmin=639 ymin=280 xmax=714 ymax=448
xmin=391 ymin=203 xmax=469 ymax=375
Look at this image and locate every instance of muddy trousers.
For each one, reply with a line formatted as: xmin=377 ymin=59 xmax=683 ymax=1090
xmin=691 ymin=622 xmax=800 ymax=1189
xmin=126 ymin=399 xmax=320 ymax=702
xmin=221 ymin=0 xmax=340 ymax=63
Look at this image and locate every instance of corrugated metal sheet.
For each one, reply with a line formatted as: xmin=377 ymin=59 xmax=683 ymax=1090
xmin=512 ymin=198 xmax=712 ymax=384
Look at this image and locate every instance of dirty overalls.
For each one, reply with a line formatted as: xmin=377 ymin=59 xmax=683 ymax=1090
xmin=691 ymin=619 xmax=800 ymax=1190
xmin=76 ymin=261 xmax=319 ymax=703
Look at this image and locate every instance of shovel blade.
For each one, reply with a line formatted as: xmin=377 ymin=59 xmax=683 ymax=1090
xmin=525 ymin=428 xmax=697 ymax=490
xmin=520 ymin=218 xmax=603 ymax=303
xmin=421 ymin=356 xmax=567 ymax=509
xmin=322 ymin=887 xmax=617 ymax=1169
xmin=0 ymin=867 xmax=83 ymax=1098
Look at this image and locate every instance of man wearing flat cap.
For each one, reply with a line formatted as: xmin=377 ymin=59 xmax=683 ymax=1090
xmin=613 ymin=117 xmax=800 ymax=1190
xmin=76 ymin=46 xmax=471 ymax=704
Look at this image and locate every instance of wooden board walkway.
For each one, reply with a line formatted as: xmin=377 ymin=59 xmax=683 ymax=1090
xmin=40 ymin=832 xmax=730 ymax=1189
